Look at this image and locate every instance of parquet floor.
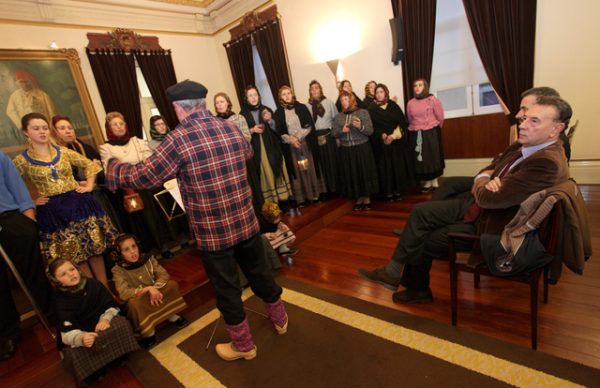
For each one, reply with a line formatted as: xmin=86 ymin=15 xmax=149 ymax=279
xmin=1 ymin=186 xmax=598 ymax=386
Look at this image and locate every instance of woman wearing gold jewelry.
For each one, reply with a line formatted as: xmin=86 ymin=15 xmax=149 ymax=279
xmin=12 ymin=112 xmax=118 ymax=289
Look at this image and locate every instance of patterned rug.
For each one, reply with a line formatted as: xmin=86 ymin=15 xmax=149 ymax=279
xmin=127 ymin=277 xmax=599 ymax=387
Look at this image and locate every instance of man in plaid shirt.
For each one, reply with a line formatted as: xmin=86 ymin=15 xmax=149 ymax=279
xmin=104 ymin=80 xmax=288 ymax=361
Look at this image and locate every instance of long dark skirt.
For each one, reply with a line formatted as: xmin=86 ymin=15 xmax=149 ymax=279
xmin=112 ymin=189 xmax=177 ymax=253
xmin=375 ymin=141 xmax=416 ymax=196
xmin=36 ymin=191 xmax=119 ymax=264
xmin=409 ymin=126 xmax=445 ymax=181
xmin=337 ymin=142 xmax=379 ymax=199
xmin=316 ymin=130 xmax=340 ymax=193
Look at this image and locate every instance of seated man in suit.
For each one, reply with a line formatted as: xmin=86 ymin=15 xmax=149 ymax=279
xmin=359 ymin=95 xmax=572 ymax=304
xmin=391 ymin=87 xmax=564 ymax=237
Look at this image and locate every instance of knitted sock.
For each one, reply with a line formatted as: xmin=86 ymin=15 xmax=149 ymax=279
xmin=225 ymin=319 xmax=255 ymax=352
xmin=266 ymin=298 xmax=287 ymax=327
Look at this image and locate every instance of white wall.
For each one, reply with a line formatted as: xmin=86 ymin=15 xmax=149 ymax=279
xmin=2 ymin=0 xmax=599 ymax=169
xmin=277 ymin=0 xmax=404 ymax=104
xmin=534 ymin=0 xmax=600 ymax=161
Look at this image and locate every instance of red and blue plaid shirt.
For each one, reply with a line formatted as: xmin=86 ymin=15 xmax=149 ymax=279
xmin=105 ymin=109 xmax=259 ymax=251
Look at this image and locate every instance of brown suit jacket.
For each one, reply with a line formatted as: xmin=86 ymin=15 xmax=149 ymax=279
xmin=472 ymin=140 xmax=570 ymax=235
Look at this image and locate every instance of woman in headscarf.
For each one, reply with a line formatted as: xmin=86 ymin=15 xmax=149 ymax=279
xmin=99 ymin=112 xmax=176 ymax=258
xmin=368 ymin=83 xmax=415 ymax=201
xmin=148 ymin=115 xmax=171 ymax=151
xmin=274 ymin=85 xmax=324 ymax=207
xmin=331 ymin=92 xmax=378 ymax=210
xmin=214 ymin=92 xmax=261 ymax=213
xmin=51 ymin=115 xmax=124 ymax=231
xmin=406 ymin=79 xmax=445 ymax=192
xmin=335 ymin=80 xmax=365 ymax=112
xmin=240 ymin=86 xmax=292 ymax=212
xmin=363 ymin=80 xmax=377 ymax=107
xmin=305 ymin=80 xmax=339 ymax=196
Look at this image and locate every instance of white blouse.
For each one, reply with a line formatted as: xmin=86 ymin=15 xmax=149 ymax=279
xmin=99 ymin=137 xmax=153 ymax=165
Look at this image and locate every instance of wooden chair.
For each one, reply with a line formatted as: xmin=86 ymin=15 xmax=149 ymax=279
xmin=448 ymin=203 xmax=561 ymax=350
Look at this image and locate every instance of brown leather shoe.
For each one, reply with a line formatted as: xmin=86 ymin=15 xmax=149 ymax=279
xmin=392 ymin=288 xmax=433 ymax=304
xmin=215 ymin=342 xmax=257 ymax=361
xmin=357 ymin=267 xmax=402 ymax=290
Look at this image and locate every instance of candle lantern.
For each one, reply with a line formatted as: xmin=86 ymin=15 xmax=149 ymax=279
xmin=123 ymin=191 xmax=145 ymax=213
xmin=297 ymin=153 xmax=309 ymax=171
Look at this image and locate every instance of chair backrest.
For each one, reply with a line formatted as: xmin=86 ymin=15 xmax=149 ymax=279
xmin=566 ymin=120 xmax=578 ymax=142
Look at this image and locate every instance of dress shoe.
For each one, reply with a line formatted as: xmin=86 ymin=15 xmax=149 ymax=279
xmin=139 ymin=335 xmax=156 ymax=349
xmin=161 ymin=250 xmax=173 ymax=259
xmin=353 ymin=203 xmax=364 ymax=211
xmin=0 ymin=337 xmax=19 ymax=361
xmin=215 ymin=342 xmax=257 ymax=361
xmin=280 ymin=246 xmax=299 ymax=256
xmin=172 ymin=317 xmax=189 ymax=329
xmin=357 ymin=267 xmax=401 ymax=290
xmin=392 ymin=288 xmax=434 ymax=304
xmin=363 ymin=203 xmax=371 ymax=210
xmin=392 ymin=228 xmax=403 ymax=237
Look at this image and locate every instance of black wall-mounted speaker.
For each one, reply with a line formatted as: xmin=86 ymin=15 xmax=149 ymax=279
xmin=389 ymin=17 xmax=404 ymax=65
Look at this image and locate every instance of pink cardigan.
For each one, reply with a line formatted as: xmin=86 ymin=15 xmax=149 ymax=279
xmin=407 ymin=95 xmax=444 ymax=131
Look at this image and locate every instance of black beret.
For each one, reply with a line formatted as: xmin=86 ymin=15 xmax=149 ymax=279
xmin=166 ymin=80 xmax=208 ymax=103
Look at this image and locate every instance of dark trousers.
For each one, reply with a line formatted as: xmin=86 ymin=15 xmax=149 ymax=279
xmin=391 ymin=196 xmax=476 ymax=291
xmin=200 ymin=233 xmax=282 ymax=325
xmin=0 ymin=211 xmax=54 ymax=340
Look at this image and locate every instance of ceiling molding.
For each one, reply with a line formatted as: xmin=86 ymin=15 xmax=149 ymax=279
xmin=0 ymin=0 xmax=271 ymax=35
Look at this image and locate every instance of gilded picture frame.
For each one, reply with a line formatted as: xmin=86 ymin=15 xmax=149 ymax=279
xmin=0 ymin=49 xmax=103 ymax=158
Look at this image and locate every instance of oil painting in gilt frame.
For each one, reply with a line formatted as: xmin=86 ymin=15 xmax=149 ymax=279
xmin=0 ymin=49 xmax=103 ymax=158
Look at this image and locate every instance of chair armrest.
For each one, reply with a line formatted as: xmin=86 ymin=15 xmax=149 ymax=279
xmin=447 ymin=232 xmax=480 ymax=241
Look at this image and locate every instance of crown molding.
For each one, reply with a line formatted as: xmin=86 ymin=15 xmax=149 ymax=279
xmin=0 ymin=0 xmax=270 ymax=35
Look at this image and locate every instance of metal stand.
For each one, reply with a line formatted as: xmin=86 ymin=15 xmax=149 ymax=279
xmin=0 ymin=239 xmax=55 ymax=339
xmin=205 ymin=307 xmax=268 ymax=350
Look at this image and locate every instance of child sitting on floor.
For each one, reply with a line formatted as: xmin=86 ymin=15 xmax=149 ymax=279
xmin=111 ymin=234 xmax=188 ymax=348
xmin=48 ymin=259 xmax=139 ymax=385
xmin=261 ymin=202 xmax=299 ymax=256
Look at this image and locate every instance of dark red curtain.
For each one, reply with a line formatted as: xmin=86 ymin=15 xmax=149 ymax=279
xmin=134 ymin=49 xmax=179 ymax=129
xmin=86 ymin=48 xmax=143 ymax=138
xmin=224 ymin=35 xmax=256 ymax=107
xmin=463 ymin=0 xmax=536 ymax=124
xmin=399 ymin=0 xmax=437 ymax=106
xmin=253 ymin=20 xmax=292 ymax=103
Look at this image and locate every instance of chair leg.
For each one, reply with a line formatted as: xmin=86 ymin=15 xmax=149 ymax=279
xmin=450 ymin=260 xmax=458 ymax=326
xmin=530 ymin=270 xmax=541 ymax=350
xmin=543 ymin=267 xmax=549 ymax=304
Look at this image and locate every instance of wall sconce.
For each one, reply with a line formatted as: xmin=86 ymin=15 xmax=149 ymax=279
xmin=326 ymin=59 xmax=344 ymax=84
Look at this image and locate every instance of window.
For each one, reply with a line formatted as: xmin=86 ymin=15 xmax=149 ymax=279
xmin=430 ymin=0 xmax=502 ymax=118
xmin=135 ymin=60 xmax=156 ymax=140
xmin=252 ymin=38 xmax=277 ymax=110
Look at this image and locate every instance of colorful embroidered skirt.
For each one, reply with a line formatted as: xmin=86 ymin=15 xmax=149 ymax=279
xmin=36 ymin=190 xmax=119 ymax=264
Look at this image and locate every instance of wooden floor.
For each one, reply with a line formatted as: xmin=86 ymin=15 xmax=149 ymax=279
xmin=1 ymin=186 xmax=599 ymax=386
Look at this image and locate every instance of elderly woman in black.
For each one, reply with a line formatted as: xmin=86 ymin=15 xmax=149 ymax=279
xmin=368 ymin=83 xmax=415 ymax=201
xmin=240 ymin=86 xmax=292 ymax=211
xmin=332 ymin=91 xmax=378 ymax=210
xmin=274 ymin=85 xmax=324 ymax=207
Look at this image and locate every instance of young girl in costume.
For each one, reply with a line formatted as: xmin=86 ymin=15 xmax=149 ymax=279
xmin=49 ymin=258 xmax=139 ymax=384
xmin=111 ymin=234 xmax=188 ymax=348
